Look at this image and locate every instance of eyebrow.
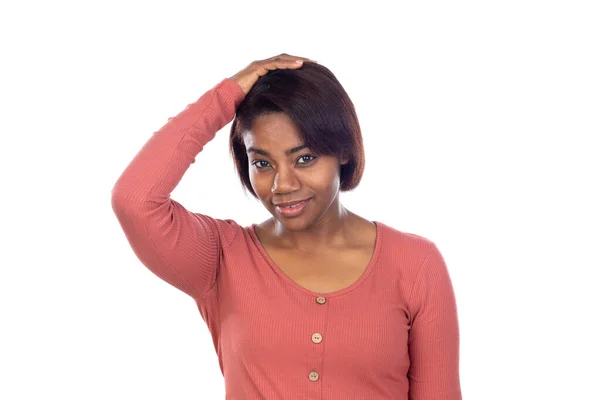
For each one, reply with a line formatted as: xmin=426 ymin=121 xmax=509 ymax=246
xmin=247 ymin=144 xmax=308 ymax=157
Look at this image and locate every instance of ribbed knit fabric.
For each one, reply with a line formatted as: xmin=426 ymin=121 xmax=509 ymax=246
xmin=111 ymin=78 xmax=462 ymax=399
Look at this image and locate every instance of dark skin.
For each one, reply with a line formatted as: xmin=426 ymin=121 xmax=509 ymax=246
xmin=231 ymin=54 xmax=376 ymax=293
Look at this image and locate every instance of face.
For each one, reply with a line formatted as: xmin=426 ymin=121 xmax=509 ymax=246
xmin=242 ymin=112 xmax=348 ymax=232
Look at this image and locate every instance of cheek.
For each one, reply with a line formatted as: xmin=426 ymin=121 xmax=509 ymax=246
xmin=249 ymin=169 xmax=272 ymax=197
xmin=302 ymin=164 xmax=341 ymax=193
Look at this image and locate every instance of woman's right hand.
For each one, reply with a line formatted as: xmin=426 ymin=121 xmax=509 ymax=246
xmin=230 ymin=53 xmax=315 ymax=96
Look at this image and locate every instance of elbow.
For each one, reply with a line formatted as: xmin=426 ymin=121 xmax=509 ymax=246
xmin=111 ymin=187 xmax=143 ymax=219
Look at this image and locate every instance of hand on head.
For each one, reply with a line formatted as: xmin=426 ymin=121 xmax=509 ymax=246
xmin=230 ymin=53 xmax=317 ymax=96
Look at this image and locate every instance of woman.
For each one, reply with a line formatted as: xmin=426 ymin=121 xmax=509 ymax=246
xmin=111 ymin=54 xmax=462 ymax=399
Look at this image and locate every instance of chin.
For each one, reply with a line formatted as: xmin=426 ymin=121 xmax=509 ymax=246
xmin=277 ymin=217 xmax=313 ymax=231
xmin=269 ymin=208 xmax=316 ymax=232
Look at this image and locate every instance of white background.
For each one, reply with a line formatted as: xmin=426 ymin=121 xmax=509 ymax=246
xmin=1 ymin=0 xmax=599 ymax=399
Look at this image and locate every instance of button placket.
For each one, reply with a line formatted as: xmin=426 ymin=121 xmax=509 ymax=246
xmin=307 ymin=295 xmax=328 ymax=383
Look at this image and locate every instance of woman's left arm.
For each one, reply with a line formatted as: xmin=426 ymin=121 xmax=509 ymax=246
xmin=407 ymin=243 xmax=462 ymax=400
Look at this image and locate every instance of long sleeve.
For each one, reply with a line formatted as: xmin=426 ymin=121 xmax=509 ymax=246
xmin=111 ymin=78 xmax=246 ymax=300
xmin=406 ymin=243 xmax=462 ymax=400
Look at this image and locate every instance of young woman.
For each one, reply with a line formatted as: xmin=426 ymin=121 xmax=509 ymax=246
xmin=111 ymin=53 xmax=462 ymax=399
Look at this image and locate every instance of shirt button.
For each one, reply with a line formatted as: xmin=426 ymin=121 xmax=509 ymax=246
xmin=315 ymin=296 xmax=327 ymax=304
xmin=308 ymin=371 xmax=320 ymax=382
xmin=312 ymin=333 xmax=323 ymax=344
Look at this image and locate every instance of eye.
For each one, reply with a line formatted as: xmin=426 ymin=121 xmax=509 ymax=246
xmin=252 ymin=160 xmax=271 ymax=169
xmin=297 ymin=155 xmax=317 ymax=165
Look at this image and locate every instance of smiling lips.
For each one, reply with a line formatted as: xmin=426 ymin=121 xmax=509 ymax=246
xmin=273 ymin=198 xmax=311 ymax=217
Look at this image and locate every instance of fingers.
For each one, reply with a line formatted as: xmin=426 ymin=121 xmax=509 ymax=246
xmin=264 ymin=59 xmax=303 ymax=71
xmin=264 ymin=53 xmax=313 ymax=63
xmin=256 ymin=54 xmax=317 ymax=72
xmin=275 ymin=53 xmax=316 ymax=65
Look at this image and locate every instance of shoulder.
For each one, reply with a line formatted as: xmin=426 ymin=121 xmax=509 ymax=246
xmin=375 ymin=222 xmax=451 ymax=300
xmin=375 ymin=221 xmax=443 ymax=278
xmin=376 ymin=221 xmax=436 ymax=256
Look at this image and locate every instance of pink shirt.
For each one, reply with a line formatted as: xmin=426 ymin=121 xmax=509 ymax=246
xmin=111 ymin=78 xmax=462 ymax=399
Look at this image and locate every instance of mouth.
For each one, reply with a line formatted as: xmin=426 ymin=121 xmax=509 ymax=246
xmin=273 ymin=198 xmax=312 ymax=218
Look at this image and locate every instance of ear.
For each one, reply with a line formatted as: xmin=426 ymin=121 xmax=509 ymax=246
xmin=339 ymin=151 xmax=350 ymax=166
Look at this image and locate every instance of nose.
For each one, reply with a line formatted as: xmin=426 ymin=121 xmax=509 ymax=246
xmin=271 ymin=166 xmax=301 ymax=194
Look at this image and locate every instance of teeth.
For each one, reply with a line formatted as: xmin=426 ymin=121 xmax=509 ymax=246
xmin=282 ymin=201 xmax=304 ymax=208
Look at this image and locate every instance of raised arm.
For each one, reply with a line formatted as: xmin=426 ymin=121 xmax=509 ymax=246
xmin=111 ymin=55 xmax=313 ymax=301
xmin=407 ymin=243 xmax=462 ymax=400
xmin=110 ymin=78 xmax=246 ymax=300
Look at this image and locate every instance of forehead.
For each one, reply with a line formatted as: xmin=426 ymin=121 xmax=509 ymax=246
xmin=242 ymin=113 xmax=304 ymax=150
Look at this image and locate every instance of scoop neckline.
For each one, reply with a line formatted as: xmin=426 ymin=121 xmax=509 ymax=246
xmin=247 ymin=221 xmax=383 ymax=298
